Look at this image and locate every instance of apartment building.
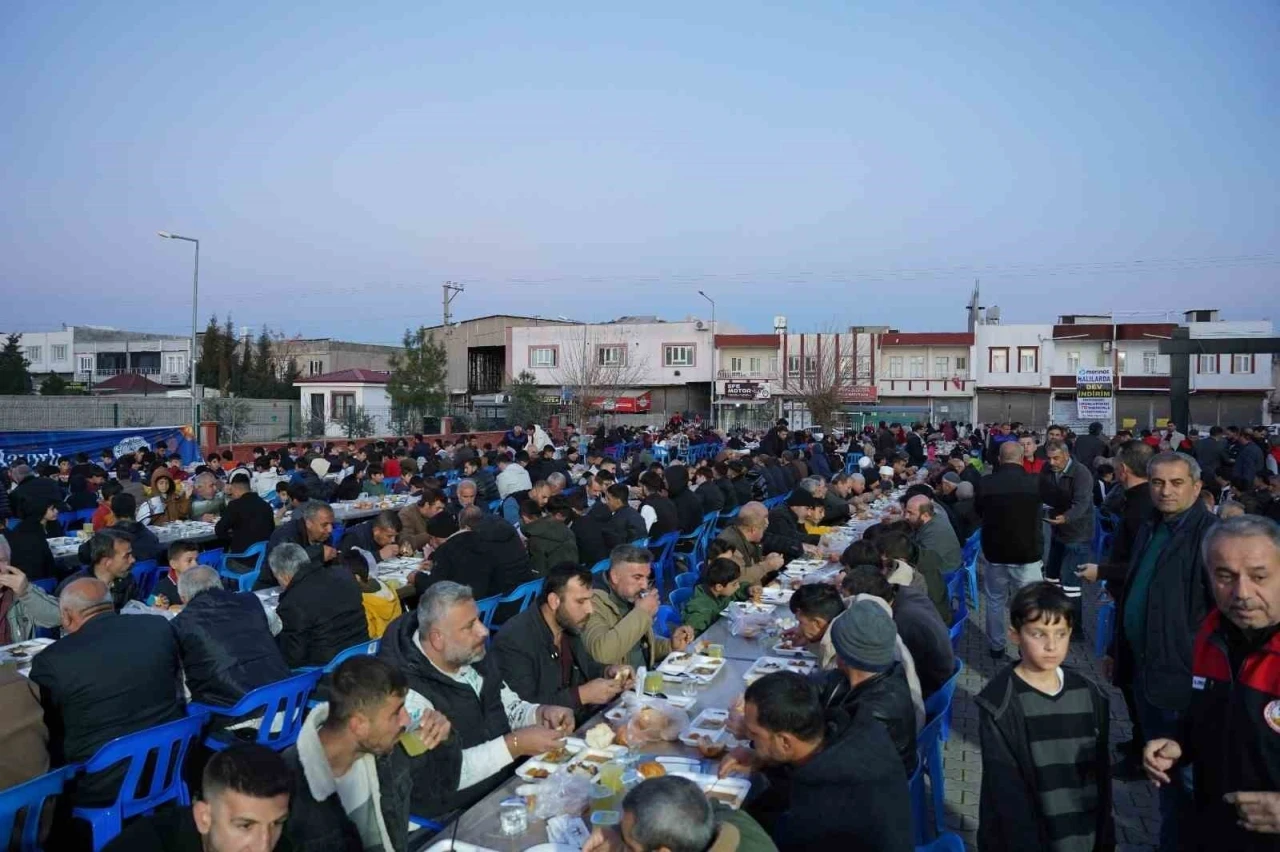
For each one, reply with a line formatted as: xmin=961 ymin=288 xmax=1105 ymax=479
xmin=4 ymin=326 xmax=194 ymax=390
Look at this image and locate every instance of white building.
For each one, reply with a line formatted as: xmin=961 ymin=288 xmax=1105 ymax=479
xmin=294 ymin=369 xmax=392 ymax=438
xmin=1 ymin=325 xmax=194 ymax=391
xmin=876 ymin=332 xmax=976 ymax=423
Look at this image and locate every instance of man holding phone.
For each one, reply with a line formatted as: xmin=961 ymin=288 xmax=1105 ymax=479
xmin=584 ymin=544 xmax=695 ymax=669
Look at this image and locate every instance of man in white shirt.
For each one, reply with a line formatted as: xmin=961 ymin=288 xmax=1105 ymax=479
xmin=378 ymin=581 xmax=573 ymax=819
xmin=495 ymin=452 xmax=533 ymax=500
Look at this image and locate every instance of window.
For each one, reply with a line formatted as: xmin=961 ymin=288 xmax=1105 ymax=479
xmin=24 ymin=345 xmax=41 ymax=363
xmin=804 ymin=355 xmax=818 ymax=375
xmin=165 ymin=354 xmax=186 ymax=376
xmin=331 ymin=392 xmax=356 ymax=418
xmin=748 ymin=356 xmax=762 ymax=374
xmin=1232 ymin=354 xmax=1252 ymax=374
xmin=78 ymin=355 xmax=94 ymax=375
xmin=530 ymin=347 xmax=558 ymax=368
xmin=934 ymin=356 xmax=949 ymax=377
xmin=955 ymin=356 xmax=967 ymax=371
xmin=597 ymin=345 xmax=625 ymax=367
xmin=888 ymin=356 xmax=904 ymax=378
xmin=664 ymin=345 xmax=695 ymax=367
xmin=908 ymin=356 xmax=925 ymax=378
xmin=769 ymin=356 xmax=779 ymax=375
xmin=1096 ymin=350 xmax=1109 ymax=368
xmin=51 ymin=344 xmax=67 ymax=362
xmin=787 ymin=355 xmax=801 ymax=377
xmin=1143 ymin=351 xmax=1158 ymax=374
xmin=729 ymin=356 xmax=743 ymax=373
xmin=989 ymin=348 xmax=1008 ymax=373
xmin=1066 ymin=351 xmax=1080 ymax=373
xmin=1017 ymin=347 xmax=1038 ymax=373
xmin=308 ymin=359 xmax=324 ymax=376
xmin=1198 ymin=354 xmax=1217 ymax=374
xmin=1117 ymin=351 xmax=1127 ymax=373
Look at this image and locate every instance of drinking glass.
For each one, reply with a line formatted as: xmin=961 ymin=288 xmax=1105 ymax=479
xmin=498 ymin=797 xmax=528 ymax=836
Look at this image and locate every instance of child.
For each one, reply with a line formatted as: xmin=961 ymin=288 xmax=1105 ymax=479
xmin=342 ymin=550 xmax=402 ymax=639
xmin=152 ymin=540 xmax=200 ymax=609
xmin=679 ymin=557 xmax=756 ymax=633
xmin=363 ymin=463 xmax=390 ymax=497
xmin=975 ymin=582 xmax=1114 ymax=851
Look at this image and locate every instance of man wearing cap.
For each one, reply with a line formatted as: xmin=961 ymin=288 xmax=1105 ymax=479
xmin=818 ymin=599 xmax=919 ymax=774
xmin=763 ymin=491 xmax=823 ymax=562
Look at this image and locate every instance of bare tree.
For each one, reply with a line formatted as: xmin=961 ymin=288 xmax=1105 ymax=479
xmin=551 ymin=327 xmax=650 ymax=426
xmin=786 ymin=326 xmax=868 ymax=429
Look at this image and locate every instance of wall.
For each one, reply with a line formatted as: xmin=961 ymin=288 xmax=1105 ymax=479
xmin=0 ymin=395 xmax=301 ymax=442
xmin=974 ymin=324 xmax=1054 ymax=389
xmin=1187 ymin=321 xmax=1274 ymax=392
xmin=510 ymin=320 xmax=714 ymax=387
xmin=4 ymin=330 xmax=75 ymax=378
xmin=716 ymin=345 xmax=779 ymax=378
xmin=419 ymin=316 xmax=577 ymax=395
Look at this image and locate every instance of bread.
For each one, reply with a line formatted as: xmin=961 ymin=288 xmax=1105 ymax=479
xmin=635 ymin=707 xmax=663 ymax=730
xmin=637 ymin=761 xmax=666 ymax=779
xmin=585 ymin=723 xmax=615 ymax=750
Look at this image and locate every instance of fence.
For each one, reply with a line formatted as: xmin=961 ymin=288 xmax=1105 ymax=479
xmin=0 ymin=396 xmax=303 ymax=444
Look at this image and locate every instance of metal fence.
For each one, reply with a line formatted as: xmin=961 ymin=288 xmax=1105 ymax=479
xmin=0 ymin=396 xmax=303 ymax=443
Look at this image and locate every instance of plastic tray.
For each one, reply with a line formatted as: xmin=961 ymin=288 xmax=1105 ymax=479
xmin=743 ymin=656 xmax=815 ymax=683
xmin=669 ymin=772 xmax=751 ymax=809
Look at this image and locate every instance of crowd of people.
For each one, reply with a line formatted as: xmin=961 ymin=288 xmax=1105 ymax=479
xmin=0 ymin=412 xmax=1277 ymax=852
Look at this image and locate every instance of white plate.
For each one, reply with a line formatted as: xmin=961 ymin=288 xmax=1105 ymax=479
xmin=658 ymin=654 xmax=725 ymax=684
xmin=727 ymin=601 xmax=775 ymax=617
xmin=760 ymin=587 xmax=794 ymax=605
xmin=668 ymin=772 xmax=751 ymax=809
xmin=743 ymin=656 xmax=814 ymax=682
xmin=769 ymin=638 xmax=815 ymax=659
xmin=514 ymin=760 xmax=559 ymax=782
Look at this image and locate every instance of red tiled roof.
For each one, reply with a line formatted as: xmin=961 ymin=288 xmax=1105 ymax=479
xmin=91 ymin=373 xmax=170 ymax=394
xmin=714 ymin=334 xmax=778 ymax=347
xmin=879 ymin=332 xmax=973 ymax=346
xmin=294 ymin=368 xmax=390 ymax=385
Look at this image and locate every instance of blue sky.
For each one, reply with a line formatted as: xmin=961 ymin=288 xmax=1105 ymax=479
xmin=1 ymin=1 xmax=1276 ymax=343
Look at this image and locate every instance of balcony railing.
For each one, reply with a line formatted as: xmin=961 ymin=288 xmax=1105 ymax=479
xmin=717 ymin=369 xmax=780 ymax=380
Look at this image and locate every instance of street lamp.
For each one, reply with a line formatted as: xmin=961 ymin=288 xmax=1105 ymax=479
xmin=157 ymin=231 xmax=200 ymax=437
xmin=698 ymin=290 xmax=716 ymax=429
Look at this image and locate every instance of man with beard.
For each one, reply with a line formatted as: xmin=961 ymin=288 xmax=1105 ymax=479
xmin=377 ymin=581 xmax=574 ymax=819
xmin=493 ymin=563 xmax=633 ymax=723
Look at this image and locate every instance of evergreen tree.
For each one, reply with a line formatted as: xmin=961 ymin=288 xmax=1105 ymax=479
xmin=196 ymin=315 xmax=223 ymax=389
xmin=0 ymin=334 xmax=32 ymax=394
xmin=507 ymin=370 xmax=546 ymax=427
xmin=386 ymin=326 xmax=448 ymax=424
xmin=39 ymin=374 xmax=73 ymax=395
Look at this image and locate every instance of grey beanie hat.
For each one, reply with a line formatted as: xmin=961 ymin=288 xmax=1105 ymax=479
xmin=830 ymin=599 xmax=897 ymax=673
xmin=941 ymin=471 xmax=962 ymax=485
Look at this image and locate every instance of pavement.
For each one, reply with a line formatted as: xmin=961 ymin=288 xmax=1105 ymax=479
xmin=938 ymin=579 xmax=1160 ymax=851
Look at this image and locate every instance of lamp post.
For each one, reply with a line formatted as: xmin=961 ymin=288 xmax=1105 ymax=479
xmin=697 ymin=290 xmax=716 ymax=429
xmin=157 ymin=231 xmax=200 ymax=437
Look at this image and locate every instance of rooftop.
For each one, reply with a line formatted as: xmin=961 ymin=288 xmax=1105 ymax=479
xmin=293 ymin=368 xmax=391 ymax=385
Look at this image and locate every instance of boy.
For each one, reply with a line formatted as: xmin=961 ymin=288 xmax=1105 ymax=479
xmin=151 ymin=540 xmax=201 ymax=609
xmin=363 ymin=463 xmax=390 ymax=497
xmin=341 ymin=550 xmax=402 ymax=639
xmin=975 ymin=582 xmax=1114 ymax=851
xmin=679 ymin=557 xmax=756 ymax=633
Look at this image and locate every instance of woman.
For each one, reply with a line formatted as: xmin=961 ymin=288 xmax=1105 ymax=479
xmin=0 ymin=537 xmax=60 ymax=643
xmin=65 ymin=474 xmax=98 ymax=512
xmin=1 ymin=502 xmax=59 ymax=583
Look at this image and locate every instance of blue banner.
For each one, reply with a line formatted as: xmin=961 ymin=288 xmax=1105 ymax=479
xmin=0 ymin=426 xmax=200 ymax=467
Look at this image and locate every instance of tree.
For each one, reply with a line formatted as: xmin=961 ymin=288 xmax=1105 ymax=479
xmin=386 ymin=326 xmax=447 ymax=429
xmin=787 ymin=327 xmax=862 ymax=429
xmin=332 ymin=405 xmax=377 ymax=439
xmin=553 ymin=327 xmax=649 ymax=426
xmin=0 ymin=334 xmax=32 ymax=394
xmin=39 ymin=374 xmax=77 ymax=396
xmin=196 ymin=315 xmax=225 ymax=390
xmin=507 ymin=370 xmax=546 ymax=427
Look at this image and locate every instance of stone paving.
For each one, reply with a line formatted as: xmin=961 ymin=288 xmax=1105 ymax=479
xmin=938 ymin=582 xmax=1160 ymax=850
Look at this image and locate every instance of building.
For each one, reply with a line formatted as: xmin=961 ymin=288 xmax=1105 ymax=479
xmin=509 ymin=316 xmax=718 ymax=423
xmin=294 ymin=368 xmax=392 ymax=438
xmin=3 ymin=325 xmax=195 ymax=392
xmin=413 ymin=314 xmax=578 ymax=405
xmin=876 ymin=331 xmax=976 ymax=423
xmin=714 ymin=333 xmax=781 ymax=428
xmin=287 ymin=338 xmax=405 ymax=379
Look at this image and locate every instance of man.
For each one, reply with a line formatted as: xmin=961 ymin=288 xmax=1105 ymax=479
xmin=7 ymin=463 xmax=66 ymax=520
xmin=694 ymin=466 xmax=725 ymax=517
xmin=602 ymin=483 xmax=648 ymax=548
xmin=763 ymin=491 xmax=822 ymax=561
xmin=1143 ymin=516 xmax=1280 ymax=852
xmin=1161 ymin=421 xmax=1186 ymax=452
xmin=819 ymin=473 xmax=854 ymax=525
xmin=667 ymin=465 xmax=705 ymax=535
xmin=172 ymin=566 xmax=291 ymax=709
xmin=30 ymin=578 xmax=183 ymax=808
xmin=103 ymin=744 xmax=295 ymax=852
xmin=502 ymin=423 xmax=529 ymax=453
xmin=188 ymin=472 xmax=227 ymax=521
xmin=904 ymin=423 xmax=926 ymax=468
xmin=214 ymin=474 xmax=275 ymax=563
xmin=415 ymin=506 xmax=537 ymax=606
xmin=1193 ymin=425 xmax=1230 ymax=478
xmin=267 ymin=499 xmax=338 ymax=579
xmin=496 ymin=451 xmax=533 ymax=500
xmin=718 ymin=672 xmax=912 ymax=852
xmin=715 ymin=503 xmax=784 ymax=584
xmin=339 ymin=510 xmax=404 ymax=562
xmin=1108 ymin=451 xmax=1216 ymax=851
xmin=397 ymin=488 xmax=448 ymax=552
xmin=947 ymin=452 xmax=983 ymax=492
xmin=462 ymin=458 xmax=498 ymax=504
xmin=785 ymin=584 xmax=847 ymax=670
xmin=284 ymin=656 xmax=454 ymax=852
xmin=1074 ymin=421 xmax=1111 ymax=471
xmin=585 ymin=544 xmax=695 ymax=668
xmin=1080 ymin=440 xmax=1156 ymax=593
xmin=583 ymin=775 xmax=778 ymax=852
xmin=818 ymin=599 xmax=918 ymax=774
xmin=493 ymin=563 xmax=629 ymax=723
xmin=377 ymin=582 xmax=573 ymax=818
xmin=637 ymin=471 xmax=679 ymax=537
xmin=1234 ymin=427 xmax=1266 ymax=488
xmin=521 ymin=501 xmax=579 ymax=576
xmin=270 ymin=542 xmax=370 ymax=669
xmin=1039 ymin=438 xmax=1095 ymax=630
xmin=975 ymin=440 xmax=1044 ymax=659
xmin=60 ymin=527 xmax=142 ymax=611
xmin=450 ymin=478 xmax=479 ymax=517
xmin=904 ymin=494 xmax=961 ymax=569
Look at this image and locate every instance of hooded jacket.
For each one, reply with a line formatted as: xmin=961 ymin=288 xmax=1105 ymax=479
xmin=360 ymin=577 xmax=402 ymax=640
xmin=419 ymin=516 xmax=536 ymax=606
xmin=974 ymin=664 xmax=1114 ymax=852
xmin=522 ymin=517 xmax=579 ymax=576
xmin=584 ymin=573 xmax=672 ymax=668
xmin=666 ymin=466 xmax=704 ymax=534
xmin=3 ymin=520 xmax=59 ymax=582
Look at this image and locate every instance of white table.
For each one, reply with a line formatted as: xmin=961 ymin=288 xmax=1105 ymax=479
xmin=0 ymin=637 xmax=54 ymax=678
xmin=50 ymin=521 xmax=220 ymax=565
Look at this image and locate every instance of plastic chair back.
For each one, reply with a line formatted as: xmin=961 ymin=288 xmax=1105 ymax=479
xmin=33 ymin=578 xmax=57 ymax=595
xmin=717 ymin=506 xmax=740 ymax=528
xmin=330 ymin=523 xmax=345 ymax=547
xmin=130 ymin=560 xmax=163 ymax=599
xmin=669 ymin=586 xmax=694 ymax=611
xmin=917 ymin=710 xmax=948 ymax=838
xmin=653 ymin=604 xmax=680 ymax=638
xmin=646 ymin=532 xmax=679 ymax=593
xmin=323 ymin=639 xmax=381 ymax=673
xmin=58 ymin=511 xmax=78 ymax=529
xmin=907 ymin=757 xmax=928 ymax=845
xmin=1095 ymin=599 xmax=1116 ymax=658
xmin=923 ymin=660 xmax=964 ymax=742
xmin=486 ymin=499 xmax=503 ymax=514
xmin=72 ymin=713 xmax=209 ymax=850
xmin=187 ymin=669 xmax=322 ymax=752
xmin=917 ymin=832 xmax=966 ymax=851
xmin=0 ymin=764 xmax=78 ymax=852
xmin=496 ymin=578 xmax=544 ymax=615
xmin=674 ymin=571 xmax=700 ymax=590
xmin=219 ymin=541 xmax=267 ymax=593
xmin=196 ymin=548 xmax=225 ymax=568
xmin=475 ymin=595 xmax=500 ymax=629
xmin=945 ymin=571 xmax=967 ymax=650
xmin=590 ymin=558 xmax=611 ymax=575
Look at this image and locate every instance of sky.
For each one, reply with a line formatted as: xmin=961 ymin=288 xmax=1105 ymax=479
xmin=1 ymin=1 xmax=1276 ymax=344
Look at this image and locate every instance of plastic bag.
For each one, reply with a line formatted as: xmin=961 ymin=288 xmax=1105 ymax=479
xmin=619 ymin=697 xmax=689 ymax=746
xmin=531 ymin=768 xmax=595 ymax=820
xmin=727 ymin=609 xmax=773 ymax=638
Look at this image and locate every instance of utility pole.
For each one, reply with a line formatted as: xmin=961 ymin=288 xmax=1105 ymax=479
xmin=442 ymin=281 xmax=465 ymax=333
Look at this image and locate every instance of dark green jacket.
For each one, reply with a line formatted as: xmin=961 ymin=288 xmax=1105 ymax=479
xmin=523 ymin=517 xmax=579 ymax=576
xmin=680 ymin=583 xmax=751 ymax=634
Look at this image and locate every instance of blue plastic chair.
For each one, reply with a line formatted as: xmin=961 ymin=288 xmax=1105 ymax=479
xmin=653 ymin=604 xmax=680 ymax=639
xmin=486 ymin=499 xmax=502 ymax=514
xmin=33 ymin=577 xmax=57 ymax=595
xmin=5 ymin=519 xmax=17 ymax=531
xmin=196 ymin=548 xmax=225 ymax=568
xmin=475 ymin=595 xmax=501 ymax=629
xmin=916 ymin=833 xmax=965 ymax=852
xmin=907 ymin=756 xmax=928 ymax=845
xmin=57 ymin=510 xmax=78 ymax=529
xmin=491 ymin=578 xmax=544 ymax=629
xmin=674 ymin=571 xmax=700 ymax=590
xmin=188 ymin=669 xmax=322 ymax=752
xmin=129 ymin=560 xmax=164 ymax=599
xmin=72 ymin=713 xmax=209 ymax=851
xmin=716 ymin=506 xmax=740 ymax=528
xmin=0 ymin=764 xmax=78 ymax=852
xmin=669 ymin=586 xmax=694 ymax=611
xmin=917 ymin=710 xmax=948 ymax=839
xmin=647 ymin=532 xmax=679 ymax=594
xmin=923 ymin=660 xmax=964 ymax=742
xmin=945 ymin=572 xmax=967 ymax=651
xmin=590 ymin=558 xmax=611 ymax=575
xmin=321 ymin=639 xmax=382 ymax=673
xmin=1095 ymin=597 xmax=1116 ymax=658
xmin=330 ymin=523 xmax=345 ymax=547
xmin=219 ymin=541 xmax=267 ymax=592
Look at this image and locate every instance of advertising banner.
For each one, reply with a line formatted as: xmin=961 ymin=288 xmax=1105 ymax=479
xmin=0 ymin=426 xmax=200 ymax=467
xmin=1075 ymin=368 xmax=1114 ymax=421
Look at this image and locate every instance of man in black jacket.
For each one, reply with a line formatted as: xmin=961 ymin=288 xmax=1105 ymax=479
xmin=1108 ymin=451 xmax=1216 ymax=850
xmin=30 ymin=577 xmax=184 ymax=808
xmin=413 ymin=508 xmax=537 ymax=612
xmin=976 ymin=441 xmax=1045 ymax=659
xmin=377 ymin=582 xmax=573 ymax=819
xmin=601 ymin=483 xmax=647 ymax=548
xmin=693 ymin=466 xmax=725 ymax=516
xmin=266 ymin=499 xmax=336 ymax=585
xmin=666 ymin=465 xmax=704 ymax=534
xmin=172 ymin=566 xmax=291 ymax=709
xmin=214 ymin=475 xmax=275 ymax=564
xmin=1073 ymin=421 xmax=1111 ymax=471
xmin=268 ymin=542 xmax=369 ymax=669
xmin=637 ymin=471 xmax=679 ymax=538
xmin=338 ymin=510 xmax=403 ymax=562
xmin=492 ymin=563 xmax=629 ymax=723
xmin=728 ymin=461 xmax=753 ymax=506
xmin=904 ymin=423 xmax=926 ymax=468
xmin=60 ymin=527 xmax=143 ymax=612
xmin=763 ymin=490 xmax=822 ymax=561
xmin=1039 ymin=439 xmax=1095 ymax=633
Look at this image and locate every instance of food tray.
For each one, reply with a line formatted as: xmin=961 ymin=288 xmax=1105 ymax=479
xmin=657 ymin=653 xmax=726 ymax=683
xmin=562 ymin=748 xmax=617 ymax=779
xmin=782 ymin=559 xmax=826 ymax=575
xmin=759 ymin=586 xmax=794 ymax=605
xmin=0 ymin=638 xmax=54 ymax=663
xmin=726 ymin=601 xmax=775 ymax=617
xmin=679 ymin=708 xmax=731 ymax=747
xmin=668 ymin=772 xmax=751 ymax=810
xmin=743 ymin=656 xmax=816 ymax=683
xmin=769 ymin=638 xmax=816 ymax=659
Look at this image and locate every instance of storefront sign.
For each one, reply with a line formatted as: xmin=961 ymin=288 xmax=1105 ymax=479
xmin=837 ymin=385 xmax=879 ymax=404
xmin=722 ymin=381 xmax=771 ymax=401
xmin=1076 ymin=368 xmax=1114 ymax=420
